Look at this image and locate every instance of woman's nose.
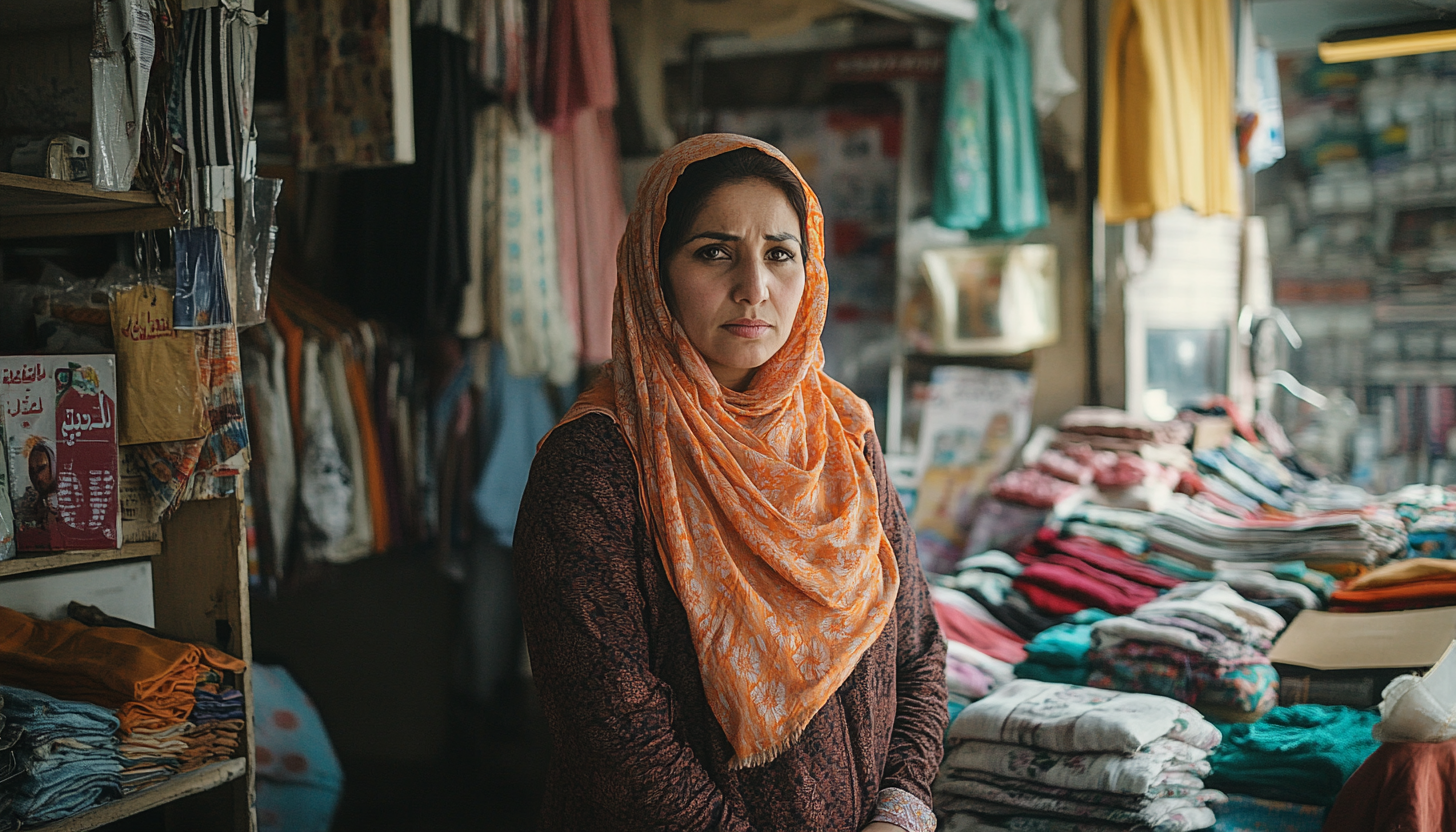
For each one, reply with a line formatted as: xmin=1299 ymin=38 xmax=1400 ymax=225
xmin=733 ymin=259 xmax=771 ymax=306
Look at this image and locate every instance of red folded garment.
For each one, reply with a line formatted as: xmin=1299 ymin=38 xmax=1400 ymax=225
xmin=1041 ymin=553 xmax=1164 ymax=604
xmin=1013 ymin=581 xmax=1089 ymax=616
xmin=1053 ymin=538 xmax=1182 ymax=590
xmin=1014 ymin=561 xmax=1153 ymax=615
xmin=931 ymin=601 xmax=1028 ymax=664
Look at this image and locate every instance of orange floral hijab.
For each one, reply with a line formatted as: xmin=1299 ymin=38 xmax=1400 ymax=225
xmin=551 ymin=134 xmax=900 ymax=768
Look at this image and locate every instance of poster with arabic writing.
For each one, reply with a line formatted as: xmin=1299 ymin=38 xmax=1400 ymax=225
xmin=0 ymin=356 xmax=122 ymax=551
xmin=110 ymin=284 xmax=209 ymax=445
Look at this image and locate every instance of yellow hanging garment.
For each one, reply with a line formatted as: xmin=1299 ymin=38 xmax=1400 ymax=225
xmin=1100 ymin=0 xmax=1239 ymax=223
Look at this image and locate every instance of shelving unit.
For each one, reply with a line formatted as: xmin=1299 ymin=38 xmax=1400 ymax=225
xmin=0 ymin=541 xmax=161 ymax=578
xmin=0 ymin=5 xmax=256 ymax=829
xmin=29 ymin=760 xmax=248 ymax=832
xmin=0 ymin=173 xmax=178 ymax=239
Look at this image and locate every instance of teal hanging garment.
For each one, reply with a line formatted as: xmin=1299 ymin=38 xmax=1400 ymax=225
xmin=933 ymin=0 xmax=1049 ymax=237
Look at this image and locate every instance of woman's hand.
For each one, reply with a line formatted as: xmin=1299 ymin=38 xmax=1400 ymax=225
xmin=862 ymin=823 xmax=910 ymax=832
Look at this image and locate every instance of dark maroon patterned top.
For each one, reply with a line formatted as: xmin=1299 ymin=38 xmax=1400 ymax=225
xmin=515 ymin=414 xmax=948 ymax=831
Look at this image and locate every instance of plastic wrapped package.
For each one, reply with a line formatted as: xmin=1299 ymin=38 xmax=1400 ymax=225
xmin=91 ymin=0 xmax=155 ymax=191
xmin=174 ymin=227 xmax=234 ymax=330
xmin=236 ymin=178 xmax=283 ymax=327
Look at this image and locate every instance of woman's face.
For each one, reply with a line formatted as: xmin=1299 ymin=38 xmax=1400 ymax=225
xmin=663 ymin=179 xmax=806 ymax=392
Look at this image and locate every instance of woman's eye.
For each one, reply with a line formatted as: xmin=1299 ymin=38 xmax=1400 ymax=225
xmin=767 ymin=247 xmax=797 ymax=262
xmin=696 ymin=245 xmax=730 ymax=261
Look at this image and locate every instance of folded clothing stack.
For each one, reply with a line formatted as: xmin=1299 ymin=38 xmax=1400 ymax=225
xmin=0 ymin=607 xmax=246 ymax=733
xmin=937 ymin=680 xmax=1225 ymax=832
xmin=944 ymin=552 xmax=1066 ymax=641
xmin=1012 ymin=610 xmax=1111 ymax=686
xmin=0 ymin=606 xmax=247 ymax=800
xmin=1087 ymin=583 xmax=1285 ymax=722
xmin=1206 ymin=705 xmax=1379 ymax=807
xmin=1329 ymin=558 xmax=1456 ymax=612
xmin=0 ymin=685 xmax=122 ymax=831
xmin=1148 ymin=501 xmax=1406 ymax=570
xmin=119 ymin=675 xmax=247 ymax=793
xmin=1013 ymin=528 xmax=1182 ymax=617
xmin=933 ymin=587 xmax=1027 ymax=704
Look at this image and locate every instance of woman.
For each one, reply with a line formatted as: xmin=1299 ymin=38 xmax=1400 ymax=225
xmin=515 ymin=134 xmax=947 ymax=831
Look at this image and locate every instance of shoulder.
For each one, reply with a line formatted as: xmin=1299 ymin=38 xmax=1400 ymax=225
xmin=531 ymin=413 xmax=637 ymax=485
xmin=522 ymin=413 xmax=641 ymax=533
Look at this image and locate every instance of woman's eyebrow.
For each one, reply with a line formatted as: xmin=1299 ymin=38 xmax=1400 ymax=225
xmin=765 ymin=233 xmax=801 ymax=245
xmin=687 ymin=231 xmax=739 ymax=243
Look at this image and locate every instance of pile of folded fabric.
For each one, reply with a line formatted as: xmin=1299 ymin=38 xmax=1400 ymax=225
xmin=117 ymin=675 xmax=247 ymax=794
xmin=1012 ymin=610 xmax=1109 ymax=686
xmin=932 ymin=587 xmax=1026 ymax=710
xmin=1205 ymin=704 xmax=1380 ymax=807
xmin=1329 ymin=558 xmax=1456 ymax=612
xmin=1060 ymin=504 xmax=1156 ymax=557
xmin=941 ymin=552 xmax=1064 ymax=640
xmin=0 ymin=606 xmax=246 ymax=803
xmin=1086 ymin=583 xmax=1285 ymax=722
xmin=1013 ymin=528 xmax=1183 ymax=617
xmin=1148 ymin=499 xmax=1406 ymax=571
xmin=0 ymin=684 xmax=122 ymax=830
xmin=936 ymin=680 xmax=1226 ymax=831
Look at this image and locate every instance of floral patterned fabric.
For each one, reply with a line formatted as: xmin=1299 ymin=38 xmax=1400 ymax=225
xmin=549 ymin=134 xmax=899 ymax=768
xmin=937 ymin=775 xmax=1224 ymax=830
xmin=944 ymin=737 xmax=1210 ymax=796
xmin=948 ymin=680 xmax=1222 ymax=754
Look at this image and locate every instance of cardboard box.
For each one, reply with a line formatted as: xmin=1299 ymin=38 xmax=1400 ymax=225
xmin=1270 ymin=607 xmax=1456 ymax=707
xmin=0 ymin=356 xmax=121 ymax=551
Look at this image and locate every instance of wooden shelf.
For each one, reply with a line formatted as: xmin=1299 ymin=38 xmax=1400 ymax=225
xmin=0 ymin=172 xmax=177 ymax=238
xmin=0 ymin=541 xmax=162 ymax=578
xmin=29 ymin=759 xmax=248 ymax=832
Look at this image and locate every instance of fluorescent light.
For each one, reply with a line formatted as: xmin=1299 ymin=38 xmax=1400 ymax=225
xmin=1319 ymin=19 xmax=1456 ymax=63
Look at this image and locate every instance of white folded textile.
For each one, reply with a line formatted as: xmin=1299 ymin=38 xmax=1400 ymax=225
xmin=947 ymin=680 xmax=1222 ymax=754
xmin=943 ymin=737 xmax=1211 ymax=796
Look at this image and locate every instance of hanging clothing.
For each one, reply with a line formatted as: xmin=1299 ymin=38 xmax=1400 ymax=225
xmin=492 ymin=106 xmax=579 ymax=384
xmin=1100 ymin=0 xmax=1238 ymax=223
xmin=334 ymin=26 xmax=475 ymax=334
xmin=297 ymin=339 xmax=353 ymax=563
xmin=240 ymin=321 xmax=297 ymax=581
xmin=544 ymin=134 xmax=904 ymax=769
xmin=552 ymin=109 xmax=627 ymax=364
xmin=933 ymin=0 xmax=1049 ymax=237
xmin=1008 ymin=0 xmax=1079 ymax=118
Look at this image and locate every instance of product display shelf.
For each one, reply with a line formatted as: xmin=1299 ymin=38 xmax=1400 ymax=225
xmin=27 ymin=759 xmax=248 ymax=832
xmin=0 ymin=541 xmax=162 ymax=578
xmin=0 ymin=173 xmax=178 ymax=239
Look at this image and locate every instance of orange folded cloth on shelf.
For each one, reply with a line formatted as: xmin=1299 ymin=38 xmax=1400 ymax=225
xmin=0 ymin=607 xmax=245 ymax=731
xmin=1346 ymin=559 xmax=1456 ymax=591
xmin=1330 ymin=577 xmax=1456 ymax=612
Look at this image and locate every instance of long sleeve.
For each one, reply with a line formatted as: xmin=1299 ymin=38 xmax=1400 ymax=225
xmin=865 ymin=435 xmax=948 ymax=831
xmin=514 ymin=416 xmax=755 ymax=832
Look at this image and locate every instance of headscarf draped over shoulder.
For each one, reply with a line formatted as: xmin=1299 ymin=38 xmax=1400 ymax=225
xmin=548 ymin=133 xmax=899 ymax=768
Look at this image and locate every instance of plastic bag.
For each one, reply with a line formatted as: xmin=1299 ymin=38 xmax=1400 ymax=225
xmin=90 ymin=0 xmax=155 ymax=191
xmin=236 ymin=177 xmax=283 ymax=327
xmin=174 ymin=227 xmax=234 ymax=330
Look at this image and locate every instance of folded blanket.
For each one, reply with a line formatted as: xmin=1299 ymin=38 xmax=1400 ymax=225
xmin=948 ymin=680 xmax=1223 ymax=754
xmin=938 ymin=789 xmax=1219 ymax=832
xmin=943 ymin=769 xmax=1210 ymax=807
xmin=1025 ymin=624 xmax=1095 ymax=667
xmin=1087 ymin=640 xmax=1279 ymax=719
xmin=1206 ymin=705 xmax=1379 ymax=805
xmin=943 ymin=812 xmax=1129 ymax=832
xmin=944 ymin=737 xmax=1211 ymax=796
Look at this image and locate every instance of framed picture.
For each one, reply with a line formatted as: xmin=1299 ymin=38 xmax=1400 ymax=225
xmin=918 ymin=244 xmax=1059 ymax=355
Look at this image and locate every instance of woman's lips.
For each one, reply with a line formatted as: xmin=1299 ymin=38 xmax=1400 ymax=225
xmin=722 ymin=320 xmax=771 ymax=338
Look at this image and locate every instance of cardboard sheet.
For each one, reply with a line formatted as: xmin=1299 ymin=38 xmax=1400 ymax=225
xmin=1270 ymin=607 xmax=1456 ymax=671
